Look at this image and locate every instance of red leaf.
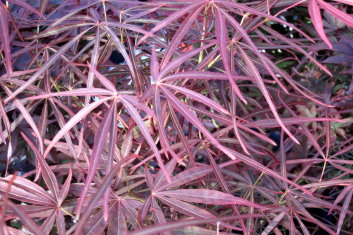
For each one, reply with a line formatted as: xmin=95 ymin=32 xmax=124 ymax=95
xmin=5 ymin=28 xmax=92 ymax=103
xmin=21 ymin=133 xmax=60 ymax=203
xmin=121 ymin=96 xmax=171 ymax=182
xmin=136 ymin=3 xmax=204 ymax=46
xmin=156 ymin=189 xmax=267 ymax=209
xmin=44 ymin=97 xmax=112 ymax=157
xmin=151 ymin=197 xmax=169 ymax=235
xmin=308 ymin=0 xmax=332 ymax=48
xmin=157 ymin=166 xmax=212 ymax=191
xmin=158 ymin=196 xmax=215 ymax=219
xmin=76 ymin=103 xmax=115 ymax=216
xmin=7 ymin=201 xmax=45 ymax=235
xmin=160 ymin=4 xmax=205 ymax=68
xmin=214 ymin=7 xmax=246 ymax=103
xmin=0 ymin=2 xmax=12 ymax=73
xmin=0 ymin=176 xmax=55 ymax=206
xmin=319 ymin=0 xmax=353 ymax=29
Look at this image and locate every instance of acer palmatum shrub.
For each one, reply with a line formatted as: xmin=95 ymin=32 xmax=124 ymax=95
xmin=0 ymin=0 xmax=353 ymax=234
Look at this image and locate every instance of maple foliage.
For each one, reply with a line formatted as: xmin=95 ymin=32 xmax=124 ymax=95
xmin=0 ymin=0 xmax=353 ymax=234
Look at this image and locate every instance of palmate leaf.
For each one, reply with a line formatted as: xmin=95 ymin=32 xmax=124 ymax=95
xmin=213 ymin=4 xmax=331 ymax=129
xmin=2 ymin=194 xmax=62 ymax=234
xmin=160 ymin=86 xmax=236 ymax=160
xmin=21 ymin=133 xmax=74 ymax=235
xmin=0 ymin=176 xmax=55 ymax=206
xmin=1 ymin=0 xmax=351 ymax=233
xmin=73 ymin=155 xmax=136 ymax=235
xmin=81 ymin=200 xmax=137 ymax=235
xmin=160 ymin=86 xmax=312 ymax=195
xmin=5 ymin=28 xmax=93 ymax=103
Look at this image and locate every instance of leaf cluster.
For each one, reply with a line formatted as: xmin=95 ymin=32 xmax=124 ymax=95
xmin=0 ymin=0 xmax=353 ymax=234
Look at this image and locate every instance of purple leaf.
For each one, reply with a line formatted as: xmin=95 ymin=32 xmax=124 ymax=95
xmin=8 ymin=0 xmax=45 ymax=18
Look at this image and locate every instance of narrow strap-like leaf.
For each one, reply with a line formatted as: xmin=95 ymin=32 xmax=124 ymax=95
xmin=308 ymin=0 xmax=332 ymax=48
